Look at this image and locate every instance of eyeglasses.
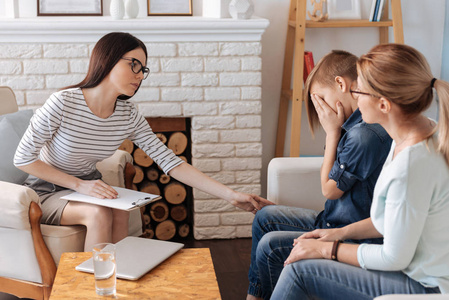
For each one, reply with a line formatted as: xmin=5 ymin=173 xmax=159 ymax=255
xmin=350 ymin=89 xmax=380 ymax=99
xmin=121 ymin=57 xmax=150 ymax=79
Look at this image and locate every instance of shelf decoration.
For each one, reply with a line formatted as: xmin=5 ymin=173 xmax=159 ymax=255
xmin=229 ymin=0 xmax=254 ymax=20
xmin=37 ymin=0 xmax=103 ymax=16
xmin=110 ymin=0 xmax=125 ymax=19
xmin=327 ymin=0 xmax=361 ymax=20
xmin=307 ymin=0 xmax=328 ymax=22
xmin=125 ymin=0 xmax=139 ymax=19
xmin=148 ymin=0 xmax=193 ymax=16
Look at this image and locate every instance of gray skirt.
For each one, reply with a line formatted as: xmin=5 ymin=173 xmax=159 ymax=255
xmin=24 ymin=170 xmax=102 ymax=226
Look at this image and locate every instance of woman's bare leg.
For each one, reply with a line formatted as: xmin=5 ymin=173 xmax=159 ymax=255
xmin=111 ymin=209 xmax=130 ymax=243
xmin=60 ymin=202 xmax=113 ymax=251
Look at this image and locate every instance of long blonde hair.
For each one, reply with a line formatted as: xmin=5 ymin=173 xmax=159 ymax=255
xmin=304 ymin=50 xmax=358 ymax=134
xmin=357 ymin=43 xmax=449 ymax=165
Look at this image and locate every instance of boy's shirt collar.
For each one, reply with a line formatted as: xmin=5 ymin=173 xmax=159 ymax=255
xmin=342 ymin=108 xmax=362 ymax=132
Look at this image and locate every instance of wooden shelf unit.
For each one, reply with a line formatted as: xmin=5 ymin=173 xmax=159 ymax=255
xmin=289 ymin=19 xmax=394 ymax=28
xmin=275 ymin=0 xmax=404 ymax=157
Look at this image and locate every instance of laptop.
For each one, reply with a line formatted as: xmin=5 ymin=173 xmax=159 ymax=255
xmin=75 ymin=236 xmax=184 ymax=280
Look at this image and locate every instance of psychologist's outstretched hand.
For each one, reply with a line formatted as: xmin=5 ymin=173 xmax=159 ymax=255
xmin=229 ymin=192 xmax=275 ymax=214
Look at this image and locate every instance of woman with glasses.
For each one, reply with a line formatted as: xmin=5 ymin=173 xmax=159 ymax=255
xmin=265 ymin=43 xmax=449 ymax=299
xmin=14 ymin=32 xmax=273 ymax=252
xmin=247 ymin=50 xmax=392 ymax=300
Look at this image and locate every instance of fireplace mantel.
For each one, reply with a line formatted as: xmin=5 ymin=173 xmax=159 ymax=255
xmin=0 ymin=16 xmax=269 ymax=43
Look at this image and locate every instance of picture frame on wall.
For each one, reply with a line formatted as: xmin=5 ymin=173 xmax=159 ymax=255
xmin=327 ymin=0 xmax=361 ymax=19
xmin=37 ymin=0 xmax=103 ymax=16
xmin=148 ymin=0 xmax=193 ymax=16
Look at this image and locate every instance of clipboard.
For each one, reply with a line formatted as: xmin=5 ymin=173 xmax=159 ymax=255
xmin=60 ymin=186 xmax=161 ymax=211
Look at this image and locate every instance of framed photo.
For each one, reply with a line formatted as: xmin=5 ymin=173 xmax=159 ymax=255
xmin=327 ymin=0 xmax=361 ymax=20
xmin=148 ymin=0 xmax=193 ymax=16
xmin=37 ymin=0 xmax=103 ymax=16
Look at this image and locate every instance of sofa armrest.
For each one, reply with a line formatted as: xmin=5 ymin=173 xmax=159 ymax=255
xmin=267 ymin=157 xmax=326 ymax=211
xmin=96 ymin=150 xmax=133 ymax=188
xmin=0 ymin=181 xmax=39 ymax=230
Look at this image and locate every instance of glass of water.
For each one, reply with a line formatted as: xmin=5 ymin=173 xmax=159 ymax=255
xmin=92 ymin=243 xmax=116 ymax=296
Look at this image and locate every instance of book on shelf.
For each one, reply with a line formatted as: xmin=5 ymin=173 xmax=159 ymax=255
xmin=376 ymin=0 xmax=386 ymax=22
xmin=303 ymin=51 xmax=315 ymax=83
xmin=372 ymin=0 xmax=381 ymax=22
xmin=369 ymin=0 xmax=378 ymax=22
xmin=60 ymin=186 xmax=161 ymax=211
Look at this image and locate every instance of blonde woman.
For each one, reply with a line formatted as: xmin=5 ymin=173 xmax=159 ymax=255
xmin=264 ymin=44 xmax=449 ymax=299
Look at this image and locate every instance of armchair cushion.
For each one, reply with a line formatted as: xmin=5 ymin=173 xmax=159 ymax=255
xmin=0 ymin=181 xmax=39 ymax=230
xmin=0 ymin=109 xmax=33 ymax=185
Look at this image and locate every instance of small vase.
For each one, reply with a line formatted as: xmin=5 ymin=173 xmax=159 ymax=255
xmin=125 ymin=0 xmax=139 ymax=19
xmin=110 ymin=0 xmax=125 ymax=20
xmin=229 ymin=0 xmax=254 ymax=20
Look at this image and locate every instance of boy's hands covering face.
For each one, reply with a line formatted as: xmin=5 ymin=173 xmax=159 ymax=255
xmin=311 ymin=94 xmax=345 ymax=137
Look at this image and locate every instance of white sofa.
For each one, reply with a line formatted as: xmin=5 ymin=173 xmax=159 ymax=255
xmin=0 ymin=86 xmax=142 ymax=300
xmin=267 ymin=157 xmax=448 ymax=299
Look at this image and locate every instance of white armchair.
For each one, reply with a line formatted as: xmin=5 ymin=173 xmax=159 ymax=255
xmin=267 ymin=157 xmax=325 ymax=210
xmin=266 ymin=156 xmax=447 ymax=299
xmin=0 ymin=86 xmax=142 ymax=300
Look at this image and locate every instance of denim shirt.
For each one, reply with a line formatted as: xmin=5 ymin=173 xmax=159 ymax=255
xmin=315 ymin=109 xmax=391 ymax=243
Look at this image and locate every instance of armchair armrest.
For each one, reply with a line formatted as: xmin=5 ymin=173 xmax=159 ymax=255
xmin=96 ymin=149 xmax=142 ymax=236
xmin=0 ymin=181 xmax=56 ymax=293
xmin=96 ymin=150 xmax=133 ymax=188
xmin=0 ymin=181 xmax=39 ymax=230
xmin=267 ymin=157 xmax=326 ymax=211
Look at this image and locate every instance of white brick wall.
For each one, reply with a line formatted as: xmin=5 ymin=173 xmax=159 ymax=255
xmin=1 ymin=41 xmax=263 ymax=240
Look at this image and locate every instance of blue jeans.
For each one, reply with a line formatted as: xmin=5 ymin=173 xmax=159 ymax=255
xmin=270 ymin=259 xmax=440 ymax=300
xmin=247 ymin=205 xmax=319 ymax=297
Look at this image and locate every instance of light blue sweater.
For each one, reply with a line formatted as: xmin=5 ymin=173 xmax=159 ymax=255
xmin=358 ymin=137 xmax=449 ymax=293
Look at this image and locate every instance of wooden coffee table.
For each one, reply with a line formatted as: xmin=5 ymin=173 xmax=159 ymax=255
xmin=49 ymin=249 xmax=221 ymax=299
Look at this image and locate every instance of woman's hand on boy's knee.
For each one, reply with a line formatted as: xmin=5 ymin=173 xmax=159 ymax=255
xmin=311 ymin=94 xmax=345 ymax=136
xmin=284 ymin=239 xmax=333 ymax=266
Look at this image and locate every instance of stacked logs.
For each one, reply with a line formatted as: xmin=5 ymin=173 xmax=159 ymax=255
xmin=119 ymin=128 xmax=192 ymax=241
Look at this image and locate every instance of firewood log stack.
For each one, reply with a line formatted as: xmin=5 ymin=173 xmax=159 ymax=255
xmin=119 ymin=126 xmax=191 ymax=241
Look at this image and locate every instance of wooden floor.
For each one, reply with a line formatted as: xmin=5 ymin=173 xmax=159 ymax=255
xmin=0 ymin=238 xmax=253 ymax=300
xmin=183 ymin=238 xmax=252 ymax=300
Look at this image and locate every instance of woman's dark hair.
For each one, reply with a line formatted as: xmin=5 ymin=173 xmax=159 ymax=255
xmin=65 ymin=32 xmax=147 ymax=100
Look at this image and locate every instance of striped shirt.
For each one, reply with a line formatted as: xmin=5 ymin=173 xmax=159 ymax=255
xmin=14 ymin=88 xmax=183 ymax=177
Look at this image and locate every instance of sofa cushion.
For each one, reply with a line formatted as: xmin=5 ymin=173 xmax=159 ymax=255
xmin=0 ymin=109 xmax=33 ymax=184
